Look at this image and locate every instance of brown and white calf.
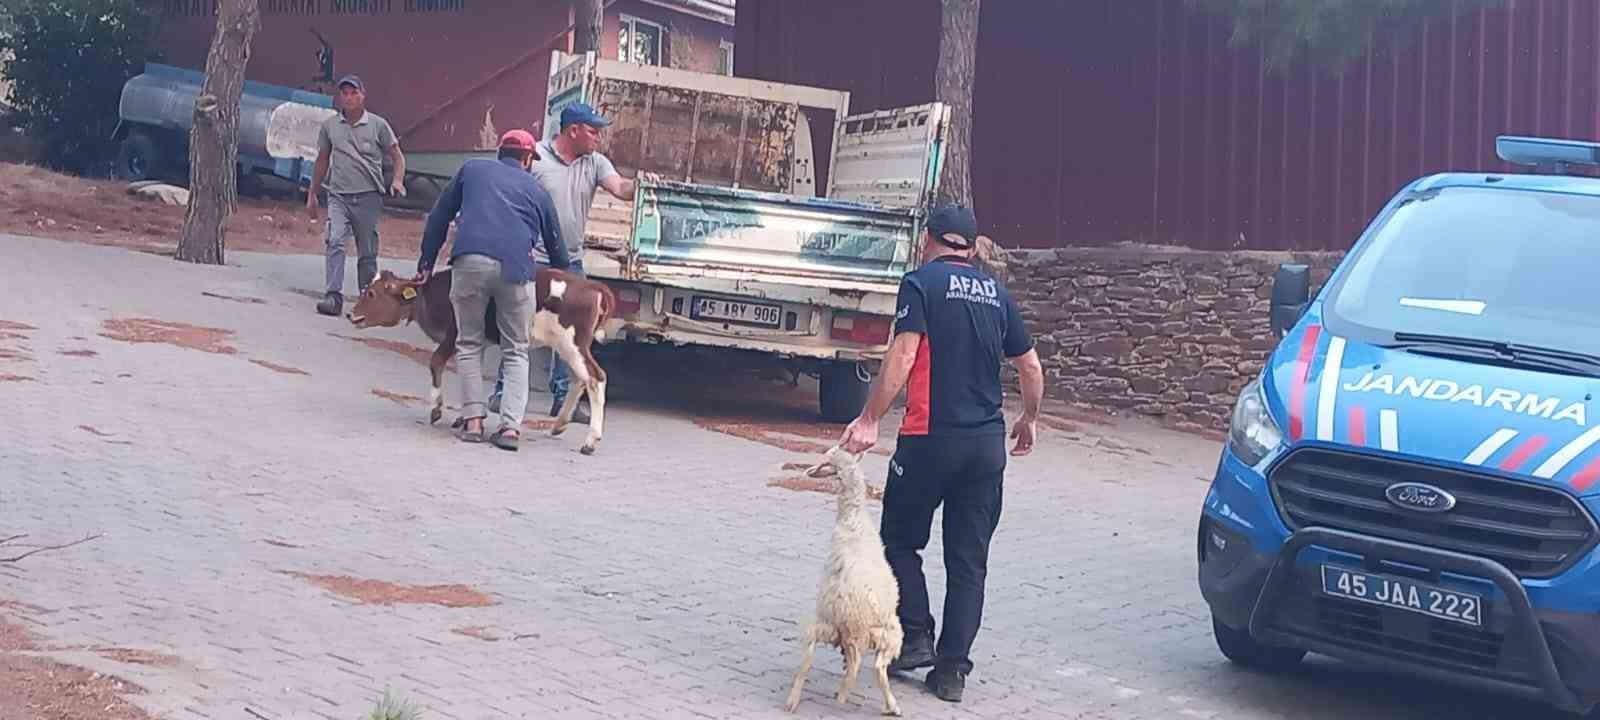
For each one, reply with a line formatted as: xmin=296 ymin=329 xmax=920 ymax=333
xmin=347 ymin=265 xmax=618 ymax=454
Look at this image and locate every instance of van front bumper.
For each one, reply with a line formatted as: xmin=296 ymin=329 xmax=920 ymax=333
xmin=1200 ymin=517 xmax=1600 ymax=715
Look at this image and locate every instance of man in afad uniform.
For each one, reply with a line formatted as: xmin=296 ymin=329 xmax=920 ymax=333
xmin=840 ymin=205 xmax=1045 ymax=704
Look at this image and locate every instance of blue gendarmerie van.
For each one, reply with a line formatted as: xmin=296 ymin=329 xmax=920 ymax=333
xmin=1198 ymin=135 xmax=1600 ymax=716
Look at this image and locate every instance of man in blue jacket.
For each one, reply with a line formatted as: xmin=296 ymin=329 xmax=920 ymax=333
xmin=415 ymin=129 xmax=569 ymax=451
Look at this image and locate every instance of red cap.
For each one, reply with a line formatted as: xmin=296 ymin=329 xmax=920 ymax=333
xmin=499 ymin=129 xmax=537 ymax=152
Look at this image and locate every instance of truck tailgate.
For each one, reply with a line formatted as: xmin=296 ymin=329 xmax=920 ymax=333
xmin=628 ymin=180 xmax=918 ymax=286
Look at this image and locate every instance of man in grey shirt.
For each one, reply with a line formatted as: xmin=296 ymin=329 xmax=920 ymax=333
xmin=489 ymin=103 xmax=646 ymax=421
xmin=308 ymin=74 xmax=406 ymax=317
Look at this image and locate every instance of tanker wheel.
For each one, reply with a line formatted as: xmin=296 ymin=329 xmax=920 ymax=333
xmin=115 ymin=130 xmax=162 ymax=181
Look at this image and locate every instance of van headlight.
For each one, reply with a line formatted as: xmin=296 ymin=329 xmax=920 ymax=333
xmin=1228 ymin=377 xmax=1283 ymax=467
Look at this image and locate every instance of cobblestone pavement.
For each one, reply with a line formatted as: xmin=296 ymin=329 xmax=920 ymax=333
xmin=0 ymin=234 xmax=1549 ymax=719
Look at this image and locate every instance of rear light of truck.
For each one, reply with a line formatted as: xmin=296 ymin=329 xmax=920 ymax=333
xmin=614 ymin=287 xmax=642 ymax=317
xmin=830 ymin=312 xmax=892 ymax=346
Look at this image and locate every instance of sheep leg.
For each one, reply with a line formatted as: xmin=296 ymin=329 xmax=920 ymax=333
xmin=873 ymin=648 xmax=901 ymax=716
xmin=837 ymin=644 xmax=863 ymax=705
xmin=784 ymin=626 xmax=822 ymax=713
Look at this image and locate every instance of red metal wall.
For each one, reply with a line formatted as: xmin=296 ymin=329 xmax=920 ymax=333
xmin=737 ymin=0 xmax=1600 ymax=252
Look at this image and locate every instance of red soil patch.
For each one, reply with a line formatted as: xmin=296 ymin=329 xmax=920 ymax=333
xmin=0 ymin=332 xmax=27 ymax=342
xmin=0 ymin=161 xmax=425 ymax=260
xmin=0 ymin=374 xmax=33 ymax=382
xmin=0 ymin=321 xmax=36 ymax=331
xmin=0 ymin=653 xmax=155 ymax=720
xmin=331 ymin=333 xmax=433 ymax=366
xmin=0 ymin=349 xmax=32 ymax=362
xmin=767 ymin=474 xmax=884 ymax=501
xmin=100 ymin=318 xmax=237 ymax=355
xmin=93 ymin=647 xmax=180 ymax=668
xmin=372 ymin=388 xmax=421 ymax=406
xmin=77 ymin=425 xmax=113 ymax=437
xmin=201 ymin=291 xmax=268 ymax=305
xmin=58 ymin=349 xmax=98 ymax=358
xmin=282 ymin=571 xmax=497 ymax=608
xmin=0 ymin=616 xmax=38 ymax=652
xmin=692 ymin=417 xmax=892 ymax=457
xmin=450 ymin=626 xmax=502 ymax=642
xmin=251 ymin=359 xmax=309 ymax=375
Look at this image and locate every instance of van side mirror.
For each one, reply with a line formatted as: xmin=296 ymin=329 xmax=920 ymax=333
xmin=1269 ymin=264 xmax=1311 ymax=338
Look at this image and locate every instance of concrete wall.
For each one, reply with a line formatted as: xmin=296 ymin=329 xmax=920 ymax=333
xmin=1005 ymin=246 xmax=1344 ymax=435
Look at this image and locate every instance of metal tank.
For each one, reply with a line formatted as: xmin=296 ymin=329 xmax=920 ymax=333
xmin=112 ymin=62 xmax=337 ymax=186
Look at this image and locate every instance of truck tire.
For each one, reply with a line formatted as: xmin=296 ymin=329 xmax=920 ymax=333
xmin=819 ymin=360 xmax=870 ymax=423
xmin=1212 ymin=615 xmax=1306 ymax=671
xmin=115 ymin=131 xmax=162 ymax=181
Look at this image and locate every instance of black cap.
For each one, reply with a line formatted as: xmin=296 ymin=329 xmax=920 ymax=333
xmin=927 ymin=204 xmax=978 ymax=249
xmin=336 ymin=74 xmax=364 ymax=92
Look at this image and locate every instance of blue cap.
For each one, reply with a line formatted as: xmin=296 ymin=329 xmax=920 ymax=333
xmin=336 ymin=74 xmax=364 ymax=92
xmin=926 ymin=204 xmax=978 ymax=248
xmin=560 ymin=102 xmax=612 ymax=129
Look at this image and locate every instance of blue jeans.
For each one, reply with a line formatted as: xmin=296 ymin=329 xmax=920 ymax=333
xmin=490 ymin=259 xmax=582 ymax=407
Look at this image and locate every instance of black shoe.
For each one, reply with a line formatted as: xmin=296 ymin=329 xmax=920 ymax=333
xmin=316 ymin=292 xmax=342 ymax=316
xmin=550 ymin=396 xmax=590 ymax=424
xmin=889 ymin=631 xmax=935 ymax=673
xmin=924 ymin=667 xmax=965 ymax=703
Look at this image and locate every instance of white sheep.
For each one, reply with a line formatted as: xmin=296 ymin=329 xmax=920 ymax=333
xmin=784 ymin=445 xmax=904 ymax=716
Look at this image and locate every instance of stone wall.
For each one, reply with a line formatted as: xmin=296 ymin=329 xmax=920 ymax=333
xmin=1005 ymin=245 xmax=1345 ymax=436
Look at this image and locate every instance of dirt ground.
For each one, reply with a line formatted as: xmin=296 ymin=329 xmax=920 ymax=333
xmin=0 ymin=611 xmax=155 ymax=720
xmin=0 ymin=162 xmax=427 ymax=259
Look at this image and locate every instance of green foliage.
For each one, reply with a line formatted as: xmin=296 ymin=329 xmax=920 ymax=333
xmin=0 ymin=0 xmax=159 ymax=173
xmin=366 ymin=689 xmax=423 ymax=720
xmin=1189 ymin=0 xmax=1503 ymax=73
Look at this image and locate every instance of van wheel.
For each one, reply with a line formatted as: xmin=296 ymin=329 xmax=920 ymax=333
xmin=116 ymin=130 xmax=161 ymax=181
xmin=1212 ymin=615 xmax=1305 ymax=671
xmin=819 ymin=360 xmax=870 ymax=423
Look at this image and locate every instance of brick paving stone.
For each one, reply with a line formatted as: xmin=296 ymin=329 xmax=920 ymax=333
xmin=0 ymin=233 xmax=1556 ymax=720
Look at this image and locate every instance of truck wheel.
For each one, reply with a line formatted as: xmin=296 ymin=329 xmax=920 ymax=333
xmin=115 ymin=131 xmax=162 ymax=181
xmin=819 ymin=360 xmax=870 ymax=423
xmin=1212 ymin=615 xmax=1305 ymax=671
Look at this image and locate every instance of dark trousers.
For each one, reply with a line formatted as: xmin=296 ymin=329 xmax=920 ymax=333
xmin=880 ymin=432 xmax=1007 ymax=676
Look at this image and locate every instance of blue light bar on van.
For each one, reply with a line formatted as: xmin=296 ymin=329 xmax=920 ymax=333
xmin=1496 ymin=135 xmax=1600 ymax=170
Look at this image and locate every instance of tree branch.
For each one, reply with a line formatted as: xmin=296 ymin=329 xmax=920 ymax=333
xmin=0 ymin=533 xmax=103 ymax=563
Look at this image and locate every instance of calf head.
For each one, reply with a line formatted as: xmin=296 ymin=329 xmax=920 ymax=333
xmin=347 ymin=270 xmax=424 ymax=329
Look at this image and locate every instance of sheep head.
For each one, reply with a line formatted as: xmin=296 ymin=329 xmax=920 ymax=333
xmin=806 ymin=445 xmax=868 ymax=494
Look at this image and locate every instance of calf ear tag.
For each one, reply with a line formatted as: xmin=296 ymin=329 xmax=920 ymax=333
xmin=402 ymin=287 xmax=417 ymax=300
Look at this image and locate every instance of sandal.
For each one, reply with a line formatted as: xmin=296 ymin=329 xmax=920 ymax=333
xmin=456 ymin=420 xmax=486 ymax=443
xmin=490 ymin=427 xmax=520 ymax=452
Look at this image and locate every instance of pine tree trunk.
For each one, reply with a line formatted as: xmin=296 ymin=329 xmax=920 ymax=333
xmin=175 ymin=0 xmax=260 ymax=265
xmin=934 ymin=0 xmax=978 ymax=210
xmin=934 ymin=0 xmax=1007 ymax=277
xmin=573 ymin=0 xmax=603 ymax=55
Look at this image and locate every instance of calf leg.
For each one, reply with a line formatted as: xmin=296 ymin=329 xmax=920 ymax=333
xmin=577 ymin=349 xmax=607 ymax=455
xmin=548 ymin=340 xmax=592 ymax=439
xmin=429 ymin=338 xmax=453 ymax=425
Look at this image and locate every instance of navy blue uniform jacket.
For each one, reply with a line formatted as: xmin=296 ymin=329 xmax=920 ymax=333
xmin=417 ymin=156 xmax=570 ymax=281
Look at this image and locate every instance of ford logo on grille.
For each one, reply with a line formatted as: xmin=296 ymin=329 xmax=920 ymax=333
xmin=1385 ymin=482 xmax=1457 ymax=513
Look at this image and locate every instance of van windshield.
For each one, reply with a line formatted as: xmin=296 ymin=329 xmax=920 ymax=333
xmin=1325 ymin=185 xmax=1600 ymax=359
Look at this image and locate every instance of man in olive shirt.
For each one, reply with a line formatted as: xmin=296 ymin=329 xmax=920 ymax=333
xmin=308 ymin=74 xmax=406 ymax=317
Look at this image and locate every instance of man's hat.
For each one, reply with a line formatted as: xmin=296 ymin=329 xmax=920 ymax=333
xmin=336 ymin=74 xmax=364 ymax=92
xmin=926 ymin=204 xmax=978 ymax=249
xmin=499 ymin=129 xmax=537 ymax=152
xmin=560 ymin=102 xmax=612 ymax=129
